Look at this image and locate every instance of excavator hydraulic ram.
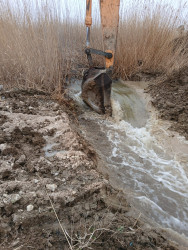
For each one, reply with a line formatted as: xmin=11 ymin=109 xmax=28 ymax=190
xmin=81 ymin=0 xmax=120 ymax=115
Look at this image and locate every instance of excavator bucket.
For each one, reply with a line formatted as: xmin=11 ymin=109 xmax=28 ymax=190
xmin=82 ymin=0 xmax=120 ymax=115
xmin=81 ymin=67 xmax=112 ymax=114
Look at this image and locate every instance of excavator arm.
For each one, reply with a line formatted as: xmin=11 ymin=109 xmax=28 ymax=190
xmin=81 ymin=0 xmax=120 ymax=115
xmin=100 ymin=0 xmax=120 ymax=70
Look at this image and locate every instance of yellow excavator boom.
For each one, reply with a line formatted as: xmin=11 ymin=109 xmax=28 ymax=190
xmin=82 ymin=0 xmax=120 ymax=114
xmin=85 ymin=0 xmax=120 ymax=69
xmin=100 ymin=0 xmax=120 ymax=69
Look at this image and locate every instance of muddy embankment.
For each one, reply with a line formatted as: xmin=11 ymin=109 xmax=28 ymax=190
xmin=0 ymin=89 xmax=182 ymax=249
xmin=147 ymin=66 xmax=188 ymax=140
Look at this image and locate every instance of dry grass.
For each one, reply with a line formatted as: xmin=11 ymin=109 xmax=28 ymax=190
xmin=115 ymin=0 xmax=188 ymax=78
xmin=0 ymin=0 xmax=187 ymax=94
xmin=0 ymin=0 xmax=83 ymax=92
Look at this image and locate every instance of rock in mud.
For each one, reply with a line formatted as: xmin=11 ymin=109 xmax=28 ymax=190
xmin=52 ymin=103 xmax=59 ymax=111
xmin=16 ymin=154 xmax=26 ymax=166
xmin=46 ymin=184 xmax=57 ymax=192
xmin=10 ymin=194 xmax=21 ymax=204
xmin=0 ymin=163 xmax=12 ymax=179
xmin=166 ymin=101 xmax=175 ymax=108
xmin=27 ymin=204 xmax=34 ymax=212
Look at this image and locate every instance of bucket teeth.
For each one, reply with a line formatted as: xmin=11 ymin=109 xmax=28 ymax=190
xmin=82 ymin=67 xmax=112 ymax=115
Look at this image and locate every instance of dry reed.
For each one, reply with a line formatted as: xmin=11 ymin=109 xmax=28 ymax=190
xmin=0 ymin=0 xmax=187 ymax=93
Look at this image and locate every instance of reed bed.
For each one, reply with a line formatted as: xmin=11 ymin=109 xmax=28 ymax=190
xmin=0 ymin=0 xmax=187 ymax=93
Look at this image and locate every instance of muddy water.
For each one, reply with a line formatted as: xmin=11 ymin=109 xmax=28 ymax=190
xmin=69 ymin=79 xmax=188 ymax=239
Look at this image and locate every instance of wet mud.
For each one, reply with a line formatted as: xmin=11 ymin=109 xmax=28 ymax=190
xmin=0 ymin=89 xmax=182 ymax=249
xmin=147 ymin=67 xmax=188 ymax=140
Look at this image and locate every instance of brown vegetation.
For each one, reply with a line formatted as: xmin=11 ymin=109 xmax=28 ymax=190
xmin=0 ymin=0 xmax=187 ymax=94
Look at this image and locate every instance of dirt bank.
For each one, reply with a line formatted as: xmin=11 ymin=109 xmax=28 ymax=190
xmin=147 ymin=66 xmax=188 ymax=140
xmin=0 ymin=89 xmax=181 ymax=249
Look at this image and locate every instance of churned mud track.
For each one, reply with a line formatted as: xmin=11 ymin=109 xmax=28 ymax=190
xmin=0 ymin=90 xmax=180 ymax=249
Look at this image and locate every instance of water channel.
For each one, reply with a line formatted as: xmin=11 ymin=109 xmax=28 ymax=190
xmin=69 ymin=79 xmax=188 ymax=242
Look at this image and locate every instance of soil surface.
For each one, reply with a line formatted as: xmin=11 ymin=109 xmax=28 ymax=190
xmin=147 ymin=66 xmax=188 ymax=139
xmin=0 ymin=89 xmax=181 ymax=249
